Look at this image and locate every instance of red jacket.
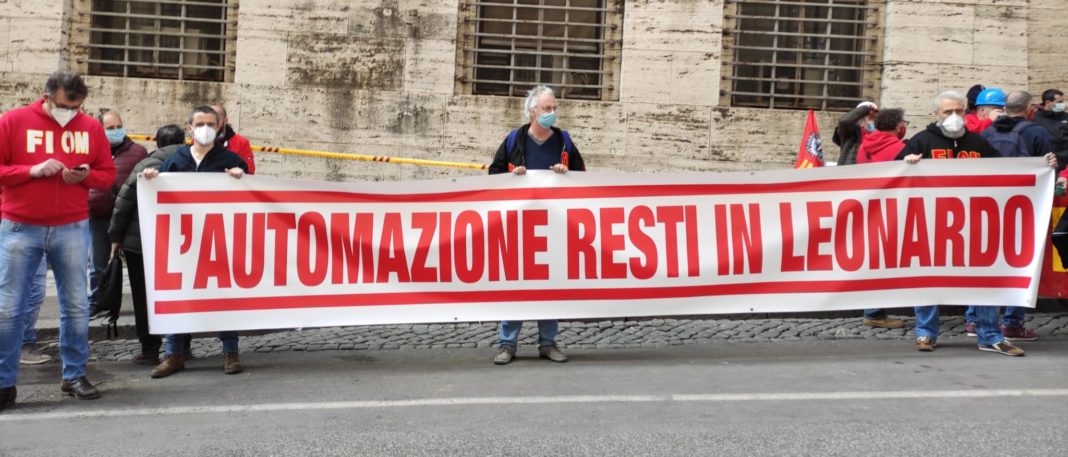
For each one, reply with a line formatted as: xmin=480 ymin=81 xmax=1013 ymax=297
xmin=0 ymin=98 xmax=116 ymax=225
xmin=966 ymin=113 xmax=993 ymax=134
xmin=219 ymin=125 xmax=255 ymax=174
xmin=856 ymin=130 xmax=905 ymax=164
xmin=88 ymin=137 xmax=147 ymax=219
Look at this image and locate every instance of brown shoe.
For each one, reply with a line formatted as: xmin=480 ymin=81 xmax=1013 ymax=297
xmin=151 ymin=355 xmax=185 ymax=379
xmin=915 ymin=336 xmax=936 ymax=352
xmin=223 ymin=352 xmax=243 ymax=375
xmin=863 ymin=316 xmax=905 ymax=329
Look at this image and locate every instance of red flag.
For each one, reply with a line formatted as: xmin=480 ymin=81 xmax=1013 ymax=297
xmin=794 ymin=110 xmax=825 ymax=169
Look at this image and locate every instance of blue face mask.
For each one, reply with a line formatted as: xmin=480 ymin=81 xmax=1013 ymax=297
xmin=106 ymin=128 xmax=126 ymax=145
xmin=537 ymin=112 xmax=557 ymax=129
xmin=864 ymin=121 xmax=876 ymax=133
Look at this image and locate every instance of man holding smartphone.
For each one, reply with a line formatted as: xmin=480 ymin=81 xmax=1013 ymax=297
xmin=0 ymin=71 xmax=116 ymax=411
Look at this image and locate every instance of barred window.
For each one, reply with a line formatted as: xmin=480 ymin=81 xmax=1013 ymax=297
xmin=722 ymin=0 xmax=883 ymax=111
xmin=73 ymin=0 xmax=236 ymax=82
xmin=456 ymin=0 xmax=623 ymax=101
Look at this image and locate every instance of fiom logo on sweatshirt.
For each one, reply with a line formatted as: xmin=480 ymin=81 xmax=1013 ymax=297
xmin=25 ymin=130 xmax=91 ymax=155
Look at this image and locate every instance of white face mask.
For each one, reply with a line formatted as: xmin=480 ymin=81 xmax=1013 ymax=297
xmin=1055 ymin=102 xmax=1066 ymax=113
xmin=50 ymin=107 xmax=76 ymax=127
xmin=192 ymin=125 xmax=217 ymax=146
xmin=938 ymin=113 xmax=966 ymax=138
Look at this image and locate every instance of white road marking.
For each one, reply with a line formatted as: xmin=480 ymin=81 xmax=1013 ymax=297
xmin=3 ymin=389 xmax=1067 ymax=422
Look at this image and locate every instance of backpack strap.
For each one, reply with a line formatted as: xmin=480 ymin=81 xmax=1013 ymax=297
xmin=504 ymin=129 xmax=521 ymax=172
xmin=560 ymin=130 xmax=573 ymax=169
xmin=1011 ymin=120 xmax=1034 ymax=134
xmin=505 ymin=128 xmax=520 ymax=154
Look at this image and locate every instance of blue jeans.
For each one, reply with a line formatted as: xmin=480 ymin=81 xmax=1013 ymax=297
xmin=965 ymin=306 xmax=1026 ymax=327
xmin=87 ymin=217 xmax=111 ymax=307
xmin=165 ymin=332 xmax=239 ymax=356
xmin=0 ymin=219 xmax=91 ymax=387
xmin=915 ymin=305 xmax=1003 ymax=346
xmin=498 ymin=320 xmax=558 ymax=349
xmin=21 ymin=258 xmax=48 ymax=346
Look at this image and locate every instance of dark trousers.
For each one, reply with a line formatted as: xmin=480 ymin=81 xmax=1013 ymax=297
xmin=125 ymin=250 xmax=162 ymax=353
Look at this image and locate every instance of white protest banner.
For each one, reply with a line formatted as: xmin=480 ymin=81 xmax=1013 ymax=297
xmin=139 ymin=158 xmax=1054 ymax=333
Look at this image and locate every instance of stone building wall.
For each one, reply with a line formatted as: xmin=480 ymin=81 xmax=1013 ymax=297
xmin=0 ymin=0 xmax=1064 ymax=183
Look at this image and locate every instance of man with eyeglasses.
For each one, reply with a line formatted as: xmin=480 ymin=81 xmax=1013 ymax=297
xmin=0 ymin=71 xmax=116 ymax=411
xmin=487 ymin=84 xmax=585 ymax=366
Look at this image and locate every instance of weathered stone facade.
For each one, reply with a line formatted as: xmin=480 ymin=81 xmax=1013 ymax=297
xmin=1 ymin=0 xmax=1064 ymax=182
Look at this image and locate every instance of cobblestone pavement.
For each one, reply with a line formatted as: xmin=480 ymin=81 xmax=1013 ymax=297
xmin=32 ymin=312 xmax=1068 ymax=362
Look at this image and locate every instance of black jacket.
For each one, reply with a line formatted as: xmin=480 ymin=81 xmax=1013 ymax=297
xmin=1033 ymin=109 xmax=1068 ymax=155
xmin=159 ymin=143 xmax=249 ymax=173
xmin=896 ymin=123 xmax=1001 ymax=160
xmin=488 ymin=124 xmax=586 ymax=175
xmin=832 ymin=105 xmax=875 ymax=165
xmin=107 ymin=144 xmax=183 ymax=253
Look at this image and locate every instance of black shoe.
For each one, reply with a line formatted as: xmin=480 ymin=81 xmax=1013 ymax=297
xmin=132 ymin=351 xmax=161 ymax=366
xmin=60 ymin=376 xmax=101 ymax=400
xmin=0 ymin=386 xmax=15 ymax=411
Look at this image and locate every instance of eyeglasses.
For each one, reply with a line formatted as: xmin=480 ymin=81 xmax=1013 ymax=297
xmin=901 ymin=120 xmax=910 ymax=126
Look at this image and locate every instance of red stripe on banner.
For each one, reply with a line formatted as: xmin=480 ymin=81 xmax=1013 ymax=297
xmin=155 ymin=175 xmax=1036 ymax=205
xmin=154 ymin=275 xmax=1031 ymax=314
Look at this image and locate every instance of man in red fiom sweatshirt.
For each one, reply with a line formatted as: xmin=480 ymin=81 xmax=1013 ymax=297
xmin=0 ymin=71 xmax=116 ymax=410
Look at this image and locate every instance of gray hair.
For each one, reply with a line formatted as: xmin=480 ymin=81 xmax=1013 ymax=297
xmin=524 ymin=85 xmax=555 ymax=121
xmin=933 ymin=90 xmax=966 ymax=113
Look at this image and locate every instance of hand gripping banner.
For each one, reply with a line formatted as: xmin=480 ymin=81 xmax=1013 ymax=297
xmin=139 ymin=158 xmax=1054 ymax=334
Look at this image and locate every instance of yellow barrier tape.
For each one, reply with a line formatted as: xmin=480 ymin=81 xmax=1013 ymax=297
xmin=127 ymin=134 xmax=489 ymax=171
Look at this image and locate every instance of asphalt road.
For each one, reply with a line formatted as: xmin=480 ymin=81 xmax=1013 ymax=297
xmin=2 ymin=339 xmax=1066 ymax=456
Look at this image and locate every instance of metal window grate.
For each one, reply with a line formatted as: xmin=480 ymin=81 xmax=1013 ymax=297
xmin=722 ymin=0 xmax=883 ymax=111
xmin=457 ymin=0 xmax=623 ymax=101
xmin=80 ymin=0 xmax=236 ymax=82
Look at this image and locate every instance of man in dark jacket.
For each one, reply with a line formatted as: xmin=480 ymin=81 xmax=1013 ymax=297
xmin=142 ymin=106 xmax=249 ymax=379
xmin=898 ymin=90 xmax=1056 ymax=357
xmin=107 ymin=124 xmax=185 ymax=365
xmin=88 ymin=111 xmax=147 ymax=313
xmin=488 ymin=85 xmax=583 ymax=366
xmin=832 ymin=101 xmax=878 ymax=165
xmin=982 ymin=90 xmax=1054 ymax=159
xmin=971 ymin=91 xmax=1053 ymax=341
xmin=1032 ymin=89 xmax=1068 ymax=165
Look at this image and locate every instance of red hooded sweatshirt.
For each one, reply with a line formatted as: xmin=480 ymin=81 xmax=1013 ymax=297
xmin=0 ymin=98 xmax=116 ymax=225
xmin=965 ymin=112 xmax=993 ymax=134
xmin=856 ymin=130 xmax=905 ymax=164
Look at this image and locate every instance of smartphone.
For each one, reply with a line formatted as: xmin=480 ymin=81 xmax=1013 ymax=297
xmin=74 ymin=164 xmax=89 ymax=171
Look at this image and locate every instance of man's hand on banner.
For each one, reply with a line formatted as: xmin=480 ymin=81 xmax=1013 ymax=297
xmin=141 ymin=168 xmax=159 ymax=180
xmin=512 ymin=165 xmax=527 ymax=175
xmin=1044 ymin=152 xmax=1058 ymax=169
xmin=904 ymin=154 xmax=922 ymax=164
xmin=551 ymin=163 xmax=567 ymax=174
xmin=226 ymin=168 xmax=244 ymax=179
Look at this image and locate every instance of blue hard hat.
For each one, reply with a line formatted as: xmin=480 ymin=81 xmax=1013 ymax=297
xmin=975 ymin=88 xmax=1006 ymax=107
